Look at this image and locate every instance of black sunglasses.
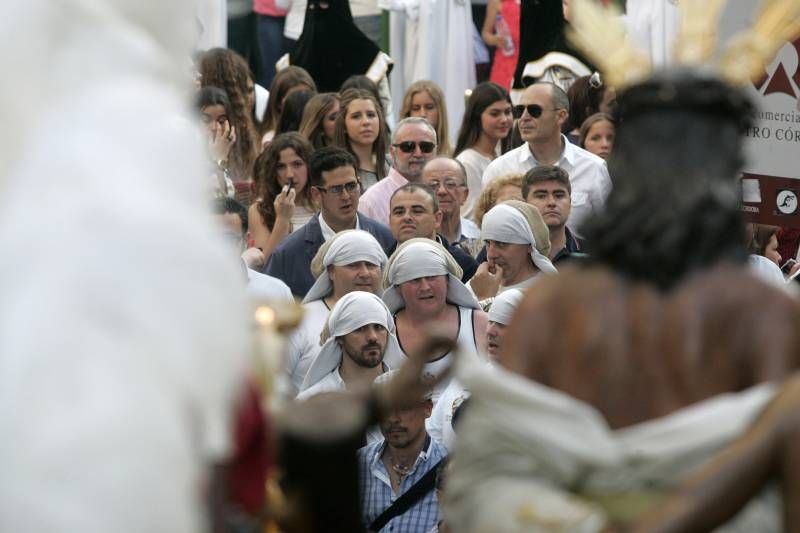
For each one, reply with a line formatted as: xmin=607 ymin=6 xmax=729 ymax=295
xmin=513 ymin=104 xmax=560 ymax=119
xmin=392 ymin=141 xmax=436 ymax=154
xmin=315 ymin=180 xmax=360 ymax=195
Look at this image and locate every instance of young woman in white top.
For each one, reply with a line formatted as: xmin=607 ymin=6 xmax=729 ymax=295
xmin=453 ymin=82 xmax=514 ymax=222
xmin=334 ymin=88 xmax=389 ymax=190
xmin=248 ymin=133 xmax=317 ymax=261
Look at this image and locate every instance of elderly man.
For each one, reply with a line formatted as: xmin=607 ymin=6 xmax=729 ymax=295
xmin=297 ymin=291 xmax=403 ymax=402
xmin=359 ymin=117 xmax=438 ymax=225
xmin=521 ymin=165 xmax=584 ymax=263
xmin=265 ymin=146 xmax=394 ymax=298
xmin=284 ymin=229 xmax=388 ymax=397
xmin=469 ymin=200 xmax=556 ymax=300
xmin=388 ymin=183 xmax=478 ymax=282
xmin=482 ymin=82 xmax=612 ymax=238
xmin=383 ymin=239 xmax=488 ymax=402
xmin=358 ymin=371 xmax=447 ymax=533
xmin=421 ymin=157 xmax=481 ymax=256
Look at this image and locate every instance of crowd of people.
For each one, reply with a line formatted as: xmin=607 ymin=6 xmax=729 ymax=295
xmin=6 ymin=0 xmax=800 ymax=532
xmin=193 ymin=1 xmax=800 ymax=531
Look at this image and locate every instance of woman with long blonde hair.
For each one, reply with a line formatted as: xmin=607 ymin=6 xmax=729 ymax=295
xmin=298 ymin=92 xmax=340 ymax=150
xmin=399 ymin=80 xmax=452 ymax=155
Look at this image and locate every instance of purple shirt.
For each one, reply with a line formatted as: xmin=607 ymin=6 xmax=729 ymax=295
xmin=357 ymin=167 xmax=408 ymax=226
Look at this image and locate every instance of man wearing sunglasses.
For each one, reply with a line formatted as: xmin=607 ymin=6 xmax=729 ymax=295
xmin=359 ymin=117 xmax=438 ymax=226
xmin=265 ymin=147 xmax=395 ymax=298
xmin=481 ymin=82 xmax=612 ymax=240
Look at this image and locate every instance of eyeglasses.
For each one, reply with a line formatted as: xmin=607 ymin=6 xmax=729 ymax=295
xmin=315 ymin=180 xmax=360 ymax=196
xmin=513 ymin=104 xmax=560 ymax=119
xmin=392 ymin=141 xmax=437 ymax=154
xmin=428 ymin=179 xmax=465 ymax=191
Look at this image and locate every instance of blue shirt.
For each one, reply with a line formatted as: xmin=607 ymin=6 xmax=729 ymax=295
xmin=357 ymin=434 xmax=446 ymax=532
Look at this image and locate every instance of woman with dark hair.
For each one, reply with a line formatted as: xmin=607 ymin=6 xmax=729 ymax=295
xmin=454 ymin=82 xmax=514 ymax=221
xmin=399 ymin=80 xmax=452 ymax=155
xmin=261 ymin=66 xmax=317 ymax=144
xmin=248 ymin=133 xmax=317 ymax=259
xmin=198 ymin=48 xmax=260 ymax=183
xmin=334 ymin=88 xmax=388 ymax=190
xmin=298 ymin=92 xmax=340 ymax=149
xmin=195 ymin=86 xmax=237 ymax=198
xmin=276 ymin=90 xmax=315 ymax=136
xmin=564 ymin=73 xmax=616 ymax=143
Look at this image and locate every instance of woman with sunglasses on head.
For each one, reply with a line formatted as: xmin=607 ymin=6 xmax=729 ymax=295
xmin=453 ymin=82 xmax=514 ymax=222
xmin=248 ymin=132 xmax=318 ymax=260
xmin=298 ymin=92 xmax=340 ymax=149
xmin=334 ymin=88 xmax=389 ymax=191
xmin=399 ymin=80 xmax=452 ymax=155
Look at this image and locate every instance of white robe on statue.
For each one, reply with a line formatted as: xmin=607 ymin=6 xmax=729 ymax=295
xmin=445 ymin=359 xmax=783 ymax=533
xmin=383 ymin=0 xmax=475 ymax=141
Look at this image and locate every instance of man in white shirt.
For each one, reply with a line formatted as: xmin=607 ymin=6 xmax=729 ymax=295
xmin=213 ymin=197 xmax=293 ymax=302
xmin=297 ymin=291 xmax=404 ymax=400
xmin=482 ymin=82 xmax=612 ymax=238
xmin=284 ymin=229 xmax=388 ymax=397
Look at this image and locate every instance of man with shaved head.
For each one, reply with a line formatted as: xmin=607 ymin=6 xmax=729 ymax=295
xmin=481 ymin=82 xmax=611 ymax=238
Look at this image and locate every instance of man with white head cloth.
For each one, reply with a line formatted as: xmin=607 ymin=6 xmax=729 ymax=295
xmin=427 ymin=288 xmax=525 ymax=450
xmin=283 ymin=229 xmax=388 ymax=397
xmin=0 ymin=1 xmax=249 ymax=532
xmin=469 ymin=200 xmax=557 ymax=300
xmin=297 ymin=292 xmax=404 ymax=402
xmin=383 ymin=239 xmax=488 ymax=403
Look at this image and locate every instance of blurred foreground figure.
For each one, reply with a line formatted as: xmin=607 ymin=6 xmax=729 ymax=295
xmin=0 ymin=1 xmax=250 ymax=532
xmin=445 ymin=0 xmax=800 ymax=529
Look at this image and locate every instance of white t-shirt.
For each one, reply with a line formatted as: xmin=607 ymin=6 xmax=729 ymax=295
xmin=482 ymin=137 xmax=612 ymax=238
xmin=247 ymin=268 xmax=293 ymax=301
xmin=456 ymin=148 xmax=493 ymax=222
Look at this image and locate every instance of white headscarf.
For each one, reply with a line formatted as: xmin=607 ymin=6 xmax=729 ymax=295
xmin=300 ymin=291 xmax=405 ymax=391
xmin=382 ymin=238 xmax=480 ymax=313
xmin=481 ymin=203 xmax=558 ymax=274
xmin=303 ymin=230 xmax=388 ymax=303
xmin=488 ymin=288 xmax=525 ymax=326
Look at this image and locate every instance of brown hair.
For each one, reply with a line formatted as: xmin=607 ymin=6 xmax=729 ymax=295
xmin=748 ymin=224 xmax=779 ymax=256
xmin=261 ymin=66 xmax=317 ymax=137
xmin=334 ymin=89 xmax=388 ymax=181
xmin=399 ymin=81 xmax=451 ymax=156
xmin=254 ymin=132 xmax=316 ymax=231
xmin=198 ymin=48 xmax=259 ymax=181
xmin=521 ymin=165 xmax=571 ymax=198
xmin=299 ymin=92 xmax=340 ymax=150
xmin=578 ymin=112 xmax=615 ymax=149
xmin=474 ymin=172 xmax=524 ymax=227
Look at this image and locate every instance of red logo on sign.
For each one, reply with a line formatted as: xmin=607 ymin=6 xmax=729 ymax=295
xmin=754 ymin=37 xmax=800 ymax=99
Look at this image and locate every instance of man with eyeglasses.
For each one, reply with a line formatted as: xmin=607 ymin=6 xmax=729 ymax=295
xmin=359 ymin=117 xmax=438 ymax=226
xmin=481 ymin=82 xmax=612 ymax=239
xmin=421 ymin=157 xmax=481 ymax=257
xmin=265 ymin=146 xmax=395 ymax=298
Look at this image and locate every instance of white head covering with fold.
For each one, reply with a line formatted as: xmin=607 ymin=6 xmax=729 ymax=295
xmin=481 ymin=203 xmax=558 ymax=274
xmin=488 ymin=288 xmax=524 ymax=326
xmin=382 ymin=238 xmax=480 ymax=313
xmin=300 ymin=291 xmax=405 ymax=391
xmin=303 ymin=230 xmax=388 ymax=303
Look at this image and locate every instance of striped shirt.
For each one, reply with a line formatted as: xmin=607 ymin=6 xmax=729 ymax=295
xmin=357 ymin=435 xmax=446 ymax=532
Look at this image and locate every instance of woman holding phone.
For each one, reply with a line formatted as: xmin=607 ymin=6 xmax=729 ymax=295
xmin=248 ymin=133 xmax=317 ymax=260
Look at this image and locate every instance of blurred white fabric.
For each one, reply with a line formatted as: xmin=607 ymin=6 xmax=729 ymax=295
xmin=0 ymin=1 xmax=250 ymax=532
